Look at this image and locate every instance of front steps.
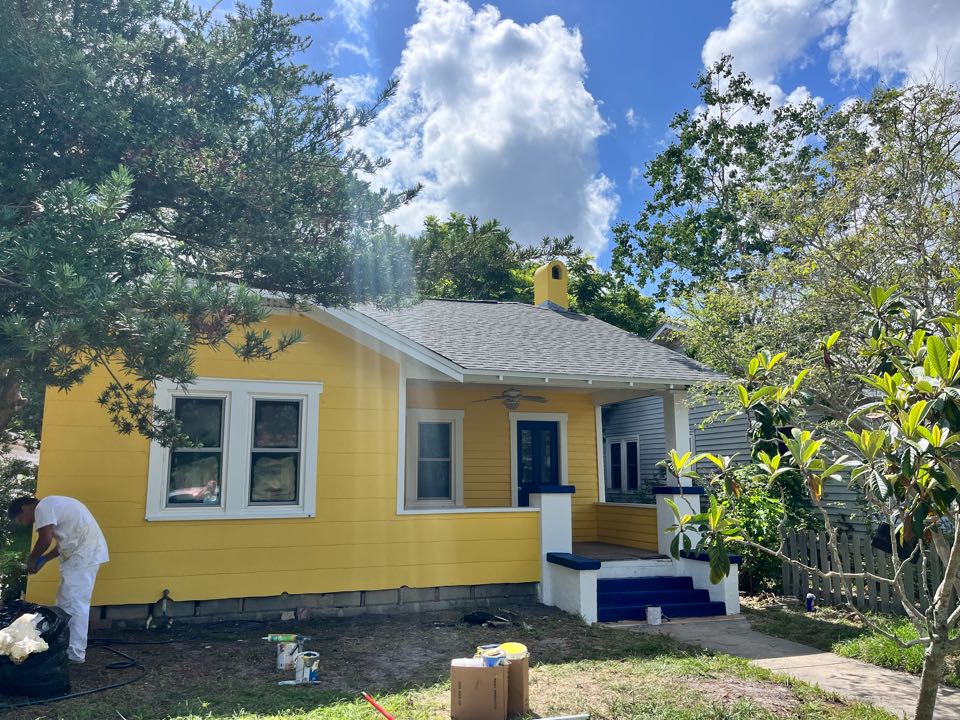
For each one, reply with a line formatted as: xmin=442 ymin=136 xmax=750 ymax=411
xmin=597 ymin=575 xmax=726 ymax=622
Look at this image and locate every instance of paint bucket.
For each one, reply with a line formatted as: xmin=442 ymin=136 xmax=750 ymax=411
xmin=646 ymin=606 xmax=662 ymax=625
xmin=295 ymin=651 xmax=320 ymax=683
xmin=475 ymin=643 xmax=500 ymax=656
xmin=277 ymin=642 xmax=298 ymax=671
xmin=806 ymin=593 xmax=816 ymax=612
xmin=498 ymin=642 xmax=529 ymax=660
xmin=481 ymin=648 xmax=506 ymax=667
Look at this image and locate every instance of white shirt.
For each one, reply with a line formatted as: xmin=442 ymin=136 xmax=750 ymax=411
xmin=34 ymin=496 xmax=109 ymax=567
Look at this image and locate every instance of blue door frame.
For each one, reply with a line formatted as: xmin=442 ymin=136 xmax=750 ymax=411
xmin=517 ymin=420 xmax=560 ymax=507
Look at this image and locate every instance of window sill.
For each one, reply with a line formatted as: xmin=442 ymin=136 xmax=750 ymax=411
xmin=146 ymin=507 xmax=314 ymax=521
xmin=398 ymin=506 xmax=540 ymax=516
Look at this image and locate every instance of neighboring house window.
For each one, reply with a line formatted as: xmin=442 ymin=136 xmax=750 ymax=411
xmin=626 ymin=440 xmax=639 ymax=490
xmin=405 ymin=409 xmax=464 ymax=508
xmin=606 ymin=436 xmax=640 ymax=492
xmin=146 ymin=379 xmax=322 ymax=521
xmin=608 ymin=441 xmax=623 ymax=488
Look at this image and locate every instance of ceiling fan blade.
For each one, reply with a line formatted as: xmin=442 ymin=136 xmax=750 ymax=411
xmin=473 ymin=397 xmax=498 ymax=403
xmin=523 ymin=396 xmax=548 ymax=403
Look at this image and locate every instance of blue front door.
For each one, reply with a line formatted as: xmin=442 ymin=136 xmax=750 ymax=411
xmin=517 ymin=420 xmax=560 ymax=507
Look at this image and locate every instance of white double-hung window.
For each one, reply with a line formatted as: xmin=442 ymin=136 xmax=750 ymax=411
xmin=146 ymin=378 xmax=322 ymax=520
xmin=404 ymin=409 xmax=464 ymax=509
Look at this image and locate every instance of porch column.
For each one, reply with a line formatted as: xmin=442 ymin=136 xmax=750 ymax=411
xmin=529 ymin=487 xmax=575 ymax=605
xmin=654 ymin=486 xmax=704 ymax=557
xmin=662 ymin=390 xmax=691 ymax=487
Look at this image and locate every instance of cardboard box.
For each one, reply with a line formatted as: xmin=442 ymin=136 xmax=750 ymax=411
xmin=506 ymin=656 xmax=529 ymax=716
xmin=450 ymin=660 xmax=508 ymax=720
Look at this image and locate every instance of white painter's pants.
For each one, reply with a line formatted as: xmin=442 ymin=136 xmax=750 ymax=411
xmin=55 ymin=562 xmax=100 ymax=662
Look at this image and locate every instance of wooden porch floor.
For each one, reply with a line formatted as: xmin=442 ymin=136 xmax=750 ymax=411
xmin=572 ymin=542 xmax=668 ymax=561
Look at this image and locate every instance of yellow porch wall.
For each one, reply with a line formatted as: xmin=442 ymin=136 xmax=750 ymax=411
xmin=28 ymin=314 xmax=540 ymax=607
xmin=406 ymin=383 xmax=600 ymax=541
xmin=595 ymin=504 xmax=658 ymax=551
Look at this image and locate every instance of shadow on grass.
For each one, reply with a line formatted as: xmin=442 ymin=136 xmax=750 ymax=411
xmin=742 ymin=605 xmax=867 ymax=653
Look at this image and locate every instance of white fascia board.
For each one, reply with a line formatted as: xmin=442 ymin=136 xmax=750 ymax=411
xmin=303 ymin=306 xmax=464 ymax=382
xmin=461 ymin=369 xmax=693 ymax=389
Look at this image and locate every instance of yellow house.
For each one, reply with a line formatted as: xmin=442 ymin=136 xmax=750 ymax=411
xmin=28 ymin=261 xmax=738 ymax=625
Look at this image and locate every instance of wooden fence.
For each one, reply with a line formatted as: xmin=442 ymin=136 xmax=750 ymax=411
xmin=781 ymin=530 xmax=951 ymax=615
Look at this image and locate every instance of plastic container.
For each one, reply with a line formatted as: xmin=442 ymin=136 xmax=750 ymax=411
xmin=295 ymin=651 xmax=320 ymax=683
xmin=646 ymin=606 xmax=662 ymax=625
xmin=498 ymin=642 xmax=528 ymax=660
xmin=481 ymin=648 xmax=506 ymax=666
xmin=277 ymin=641 xmax=298 ymax=671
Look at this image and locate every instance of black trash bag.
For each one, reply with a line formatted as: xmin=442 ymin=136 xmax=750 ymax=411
xmin=0 ymin=600 xmax=71 ymax=698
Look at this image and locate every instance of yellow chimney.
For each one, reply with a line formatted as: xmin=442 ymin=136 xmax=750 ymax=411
xmin=533 ymin=260 xmax=569 ymax=310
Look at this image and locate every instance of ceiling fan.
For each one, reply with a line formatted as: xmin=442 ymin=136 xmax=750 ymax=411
xmin=474 ymin=388 xmax=548 ymax=411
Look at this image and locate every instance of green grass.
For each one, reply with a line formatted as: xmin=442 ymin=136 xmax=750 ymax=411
xmin=742 ymin=600 xmax=960 ymax=687
xmin=2 ymin=606 xmax=893 ymax=720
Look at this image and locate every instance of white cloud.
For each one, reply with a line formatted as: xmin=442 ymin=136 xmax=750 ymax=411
xmin=625 ymin=107 xmax=649 ymax=131
xmin=358 ymin=0 xmax=618 ymax=255
xmin=332 ymin=0 xmax=374 ymax=36
xmin=702 ymin=0 xmax=960 ymax=107
xmin=834 ymin=0 xmax=960 ymax=84
xmin=335 ymin=73 xmax=378 ymax=106
xmin=329 ymin=39 xmax=372 ymax=66
xmin=702 ymin=0 xmax=848 ymax=104
xmin=628 ymin=165 xmax=643 ymax=191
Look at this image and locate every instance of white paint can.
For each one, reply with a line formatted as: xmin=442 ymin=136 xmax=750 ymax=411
xmin=646 ymin=606 xmax=662 ymax=625
xmin=295 ymin=651 xmax=320 ymax=683
xmin=277 ymin=642 xmax=298 ymax=671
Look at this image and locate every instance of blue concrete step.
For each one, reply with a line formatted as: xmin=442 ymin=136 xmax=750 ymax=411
xmin=597 ymin=589 xmax=710 ymax=607
xmin=597 ymin=576 xmax=693 ymax=593
xmin=597 ymin=601 xmax=727 ymax=623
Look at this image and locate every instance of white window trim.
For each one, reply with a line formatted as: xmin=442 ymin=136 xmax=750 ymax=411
xmin=605 ymin=435 xmax=640 ymax=492
xmin=146 ymin=378 xmax=322 ymax=521
xmin=404 ymin=408 xmax=464 ymax=509
xmin=509 ymin=412 xmax=569 ymax=508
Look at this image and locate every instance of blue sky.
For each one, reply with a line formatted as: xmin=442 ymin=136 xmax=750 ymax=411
xmin=234 ymin=0 xmax=960 ymax=267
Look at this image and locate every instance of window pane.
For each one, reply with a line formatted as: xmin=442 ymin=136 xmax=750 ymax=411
xmin=167 ymin=451 xmax=221 ymax=505
xmin=626 ymin=441 xmax=639 ymax=490
xmin=253 ymin=400 xmax=301 ymax=449
xmin=418 ymin=460 xmax=452 ymax=499
xmin=519 ymin=428 xmax=534 ymax=485
xmin=537 ymin=428 xmax=554 ymax=484
xmin=610 ymin=442 xmax=622 ymax=488
xmin=419 ymin=422 xmax=451 ymax=459
xmin=250 ymin=452 xmax=300 ymax=503
xmin=175 ymin=398 xmax=223 ymax=448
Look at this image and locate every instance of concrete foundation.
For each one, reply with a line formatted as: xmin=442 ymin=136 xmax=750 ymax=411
xmin=94 ymin=582 xmax=538 ymax=628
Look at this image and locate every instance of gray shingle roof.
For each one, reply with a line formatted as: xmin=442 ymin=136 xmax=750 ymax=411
xmin=357 ymin=300 xmax=719 ymax=385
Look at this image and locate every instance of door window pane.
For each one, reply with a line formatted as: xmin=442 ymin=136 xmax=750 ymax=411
xmin=167 ymin=398 xmax=224 ymax=506
xmin=250 ymin=399 xmax=302 ymax=504
xmin=609 ymin=442 xmax=622 ymax=489
xmin=626 ymin=441 xmax=639 ymax=490
xmin=519 ymin=428 xmax=534 ymax=485
xmin=537 ymin=428 xmax=554 ymax=484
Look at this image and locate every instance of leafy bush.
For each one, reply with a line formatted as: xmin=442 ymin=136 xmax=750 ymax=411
xmin=712 ymin=464 xmax=820 ymax=593
xmin=0 ymin=456 xmax=37 ymax=602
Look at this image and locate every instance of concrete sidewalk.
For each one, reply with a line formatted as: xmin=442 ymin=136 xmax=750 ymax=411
xmin=613 ymin=615 xmax=960 ymax=719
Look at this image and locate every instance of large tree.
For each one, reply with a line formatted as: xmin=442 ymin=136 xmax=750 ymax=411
xmin=412 ymin=213 xmax=659 ymax=336
xmin=618 ymin=58 xmax=960 ymax=423
xmin=0 ymin=0 xmax=415 ymax=443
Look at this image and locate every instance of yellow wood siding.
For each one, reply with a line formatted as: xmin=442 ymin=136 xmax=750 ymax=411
xmin=595 ymin=503 xmax=658 ymax=551
xmin=407 ymin=383 xmax=599 ymax=541
xmin=28 ymin=314 xmax=540 ymax=606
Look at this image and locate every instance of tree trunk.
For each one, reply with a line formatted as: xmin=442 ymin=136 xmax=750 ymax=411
xmin=914 ymin=638 xmax=947 ymax=720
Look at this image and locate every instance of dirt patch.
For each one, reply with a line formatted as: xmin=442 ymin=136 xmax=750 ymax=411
xmin=687 ymin=677 xmax=801 ymax=717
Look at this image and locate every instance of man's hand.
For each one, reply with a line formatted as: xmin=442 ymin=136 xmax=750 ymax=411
xmin=25 ymin=557 xmax=40 ymax=574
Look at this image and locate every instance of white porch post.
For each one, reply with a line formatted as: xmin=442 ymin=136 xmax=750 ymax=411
xmin=662 ymin=390 xmax=691 ymax=487
xmin=529 ymin=490 xmax=573 ymax=605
